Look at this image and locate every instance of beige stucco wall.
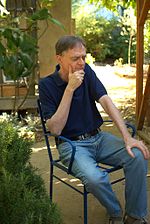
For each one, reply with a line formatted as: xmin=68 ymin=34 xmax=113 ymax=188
xmin=38 ymin=0 xmax=72 ymax=77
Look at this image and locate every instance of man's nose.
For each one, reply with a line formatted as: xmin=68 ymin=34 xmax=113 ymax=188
xmin=78 ymin=57 xmax=85 ymax=65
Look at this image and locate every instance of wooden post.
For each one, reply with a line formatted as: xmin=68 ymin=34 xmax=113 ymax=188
xmin=136 ymin=0 xmax=144 ymax=122
xmin=137 ymin=65 xmax=150 ymax=130
xmin=138 ymin=0 xmax=150 ymax=26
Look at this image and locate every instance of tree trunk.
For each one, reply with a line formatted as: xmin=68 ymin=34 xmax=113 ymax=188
xmin=128 ymin=32 xmax=133 ymax=66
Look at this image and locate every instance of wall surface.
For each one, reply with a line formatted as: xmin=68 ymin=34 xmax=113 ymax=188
xmin=38 ymin=0 xmax=72 ymax=77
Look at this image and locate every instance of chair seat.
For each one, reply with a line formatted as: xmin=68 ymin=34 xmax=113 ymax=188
xmin=37 ymin=99 xmax=135 ymax=224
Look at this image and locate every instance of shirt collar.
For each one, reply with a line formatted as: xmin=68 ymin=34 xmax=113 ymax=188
xmin=53 ymin=64 xmax=67 ymax=86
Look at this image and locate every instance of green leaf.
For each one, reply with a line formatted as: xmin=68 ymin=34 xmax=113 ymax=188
xmin=19 ymin=52 xmax=33 ymax=70
xmin=19 ymin=34 xmax=37 ymax=54
xmin=31 ymin=8 xmax=50 ymax=21
xmin=3 ymin=56 xmax=18 ymax=80
xmin=3 ymin=28 xmax=13 ymax=39
xmin=2 ymin=28 xmax=20 ymax=50
xmin=0 ymin=42 xmax=6 ymax=55
xmin=11 ymin=31 xmax=20 ymax=47
xmin=30 ymin=7 xmax=65 ymax=30
xmin=0 ymin=55 xmax=4 ymax=68
xmin=21 ymin=68 xmax=31 ymax=77
xmin=16 ymin=60 xmax=25 ymax=77
xmin=49 ymin=18 xmax=65 ymax=30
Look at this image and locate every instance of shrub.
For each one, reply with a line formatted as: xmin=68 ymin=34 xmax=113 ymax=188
xmin=0 ymin=121 xmax=62 ymax=224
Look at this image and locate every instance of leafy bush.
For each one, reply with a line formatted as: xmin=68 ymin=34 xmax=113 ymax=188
xmin=0 ymin=112 xmax=41 ymax=141
xmin=0 ymin=121 xmax=62 ymax=224
xmin=73 ymin=2 xmax=137 ymax=63
xmin=76 ymin=11 xmax=129 ymax=63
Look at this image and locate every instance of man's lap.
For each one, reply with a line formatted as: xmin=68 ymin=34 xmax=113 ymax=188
xmin=58 ymin=131 xmax=127 ymax=171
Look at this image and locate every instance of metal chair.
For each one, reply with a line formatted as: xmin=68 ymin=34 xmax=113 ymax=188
xmin=37 ymin=99 xmax=136 ymax=224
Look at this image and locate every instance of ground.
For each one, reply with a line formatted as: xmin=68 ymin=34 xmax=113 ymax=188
xmin=31 ymin=65 xmax=150 ymax=224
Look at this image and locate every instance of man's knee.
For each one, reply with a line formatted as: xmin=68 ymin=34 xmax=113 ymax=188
xmin=84 ymin=170 xmax=109 ymax=190
xmin=133 ymin=148 xmax=145 ymax=160
xmin=132 ymin=147 xmax=147 ymax=170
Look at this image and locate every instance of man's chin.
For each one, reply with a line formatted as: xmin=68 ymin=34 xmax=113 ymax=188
xmin=75 ymin=67 xmax=85 ymax=72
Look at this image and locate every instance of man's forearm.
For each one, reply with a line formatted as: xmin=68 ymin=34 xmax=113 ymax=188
xmin=99 ymin=95 xmax=131 ymax=141
xmin=46 ymin=69 xmax=85 ymax=136
xmin=108 ymin=107 xmax=131 ymax=141
xmin=46 ymin=86 xmax=74 ymax=135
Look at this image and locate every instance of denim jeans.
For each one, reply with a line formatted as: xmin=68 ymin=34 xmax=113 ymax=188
xmin=57 ymin=131 xmax=148 ymax=219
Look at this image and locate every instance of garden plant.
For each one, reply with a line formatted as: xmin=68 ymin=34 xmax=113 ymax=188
xmin=0 ymin=120 xmax=62 ymax=224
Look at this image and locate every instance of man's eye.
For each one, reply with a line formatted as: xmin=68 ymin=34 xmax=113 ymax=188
xmin=71 ymin=56 xmax=86 ymax=62
xmin=72 ymin=58 xmax=78 ymax=61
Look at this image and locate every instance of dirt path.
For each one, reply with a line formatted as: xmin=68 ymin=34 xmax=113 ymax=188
xmin=31 ymin=65 xmax=150 ymax=224
xmin=94 ymin=65 xmax=136 ymax=114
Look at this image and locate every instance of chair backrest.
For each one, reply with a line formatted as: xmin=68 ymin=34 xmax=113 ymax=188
xmin=37 ymin=99 xmax=76 ymax=174
xmin=37 ymin=99 xmax=48 ymax=134
xmin=37 ymin=98 xmax=136 ymax=175
xmin=37 ymin=99 xmax=54 ymax=162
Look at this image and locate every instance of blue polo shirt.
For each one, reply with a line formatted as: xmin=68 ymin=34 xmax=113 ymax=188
xmin=39 ymin=63 xmax=107 ymax=138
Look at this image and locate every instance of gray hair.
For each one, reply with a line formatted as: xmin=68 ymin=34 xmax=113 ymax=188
xmin=55 ymin=35 xmax=86 ymax=55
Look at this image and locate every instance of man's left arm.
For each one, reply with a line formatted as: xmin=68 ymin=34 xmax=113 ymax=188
xmin=99 ymin=95 xmax=150 ymax=159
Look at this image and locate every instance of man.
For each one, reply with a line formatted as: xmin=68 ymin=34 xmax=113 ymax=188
xmin=39 ymin=35 xmax=149 ymax=224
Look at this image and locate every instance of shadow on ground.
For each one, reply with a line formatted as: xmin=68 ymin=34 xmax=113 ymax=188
xmin=31 ymin=65 xmax=150 ymax=224
xmin=31 ymin=128 xmax=150 ymax=224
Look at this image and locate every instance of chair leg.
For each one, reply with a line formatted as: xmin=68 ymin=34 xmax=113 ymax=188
xmin=50 ymin=164 xmax=53 ymax=201
xmin=83 ymin=186 xmax=88 ymax=224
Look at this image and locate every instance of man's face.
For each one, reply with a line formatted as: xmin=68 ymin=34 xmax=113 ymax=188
xmin=56 ymin=43 xmax=86 ymax=75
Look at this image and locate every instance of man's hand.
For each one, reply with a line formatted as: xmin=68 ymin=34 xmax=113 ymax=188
xmin=125 ymin=137 xmax=150 ymax=159
xmin=99 ymin=95 xmax=150 ymax=160
xmin=67 ymin=66 xmax=84 ymax=91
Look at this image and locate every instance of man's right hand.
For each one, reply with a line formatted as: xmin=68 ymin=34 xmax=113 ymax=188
xmin=67 ymin=66 xmax=84 ymax=91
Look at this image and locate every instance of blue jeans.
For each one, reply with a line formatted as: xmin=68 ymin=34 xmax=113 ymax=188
xmin=58 ymin=131 xmax=148 ymax=218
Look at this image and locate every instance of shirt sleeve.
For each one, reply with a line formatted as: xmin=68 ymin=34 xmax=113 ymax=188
xmin=85 ymin=63 xmax=107 ymax=101
xmin=39 ymin=78 xmax=57 ymax=120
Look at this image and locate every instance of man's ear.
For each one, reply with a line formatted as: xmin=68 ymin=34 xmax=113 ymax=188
xmin=56 ymin=55 xmax=62 ymax=64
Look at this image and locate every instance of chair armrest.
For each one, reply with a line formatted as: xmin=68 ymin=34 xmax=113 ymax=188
xmin=50 ymin=121 xmax=136 ymax=175
xmin=55 ymin=135 xmax=76 ymax=175
xmin=125 ymin=122 xmax=136 ymax=137
xmin=103 ymin=120 xmax=136 ymax=137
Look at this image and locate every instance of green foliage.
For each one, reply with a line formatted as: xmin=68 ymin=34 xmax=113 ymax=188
xmin=0 ymin=112 xmax=41 ymax=140
xmin=30 ymin=7 xmax=65 ymax=30
xmin=0 ymin=0 xmax=65 ymax=112
xmin=39 ymin=0 xmax=56 ymax=8
xmin=119 ymin=7 xmax=136 ymax=64
xmin=73 ymin=1 xmax=138 ymax=63
xmin=0 ymin=121 xmax=62 ymax=224
xmin=0 ymin=0 xmax=64 ymax=81
xmin=0 ymin=27 xmax=37 ymax=80
xmin=75 ymin=4 xmax=109 ymax=61
xmin=72 ymin=0 xmax=84 ymax=18
xmin=75 ymin=5 xmax=129 ymax=62
xmin=0 ymin=121 xmax=32 ymax=174
xmin=89 ymin=0 xmax=136 ymax=12
xmin=87 ymin=0 xmax=150 ymax=64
